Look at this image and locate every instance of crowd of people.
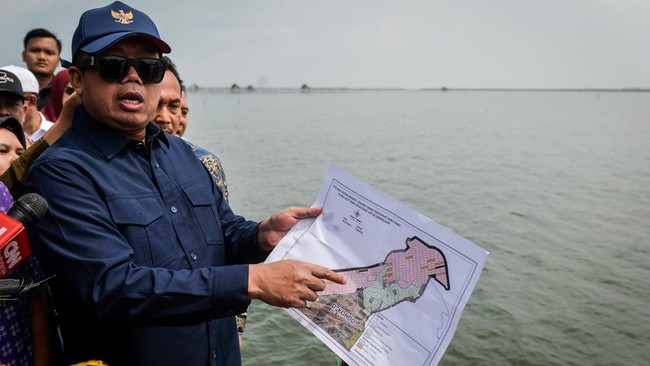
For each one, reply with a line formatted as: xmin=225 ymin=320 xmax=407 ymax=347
xmin=0 ymin=1 xmax=346 ymax=365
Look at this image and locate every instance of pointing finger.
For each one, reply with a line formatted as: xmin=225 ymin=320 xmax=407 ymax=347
xmin=311 ymin=266 xmax=346 ymax=285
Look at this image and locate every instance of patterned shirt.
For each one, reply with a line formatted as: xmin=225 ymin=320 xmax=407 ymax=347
xmin=0 ymin=181 xmax=45 ymax=366
xmin=183 ymin=139 xmax=229 ymax=202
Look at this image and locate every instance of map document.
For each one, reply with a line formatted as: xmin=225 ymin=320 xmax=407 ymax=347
xmin=265 ymin=165 xmax=488 ymax=365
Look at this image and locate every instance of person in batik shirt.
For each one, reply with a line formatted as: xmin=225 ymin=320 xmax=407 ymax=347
xmin=0 ymin=117 xmax=52 ymax=366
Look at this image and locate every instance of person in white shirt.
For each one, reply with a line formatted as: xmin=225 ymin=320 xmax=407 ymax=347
xmin=0 ymin=65 xmax=54 ymax=144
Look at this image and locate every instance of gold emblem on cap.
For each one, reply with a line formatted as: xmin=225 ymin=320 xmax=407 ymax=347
xmin=111 ymin=9 xmax=134 ymax=24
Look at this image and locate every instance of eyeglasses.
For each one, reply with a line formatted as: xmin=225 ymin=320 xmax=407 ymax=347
xmin=77 ymin=56 xmax=167 ymax=84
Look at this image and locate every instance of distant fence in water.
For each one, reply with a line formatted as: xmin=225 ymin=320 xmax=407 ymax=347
xmin=188 ymin=86 xmax=650 ymax=94
xmin=189 ymin=86 xmax=408 ymax=94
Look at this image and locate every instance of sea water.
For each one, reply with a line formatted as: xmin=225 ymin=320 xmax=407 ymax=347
xmin=184 ymin=90 xmax=650 ymax=366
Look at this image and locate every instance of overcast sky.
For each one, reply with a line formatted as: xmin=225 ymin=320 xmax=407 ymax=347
xmin=2 ymin=0 xmax=649 ymax=89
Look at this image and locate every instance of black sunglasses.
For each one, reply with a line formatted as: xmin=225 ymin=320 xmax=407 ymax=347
xmin=77 ymin=56 xmax=168 ymax=84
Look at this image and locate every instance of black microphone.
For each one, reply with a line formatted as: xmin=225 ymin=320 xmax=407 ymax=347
xmin=0 ymin=276 xmax=55 ymax=299
xmin=0 ymin=193 xmax=51 ymax=299
xmin=7 ymin=192 xmax=49 ymax=227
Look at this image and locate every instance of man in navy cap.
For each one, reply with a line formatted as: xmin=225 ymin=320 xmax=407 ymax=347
xmin=26 ymin=2 xmax=345 ymax=365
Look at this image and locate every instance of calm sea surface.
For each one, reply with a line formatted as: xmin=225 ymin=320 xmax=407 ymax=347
xmin=184 ymin=90 xmax=650 ymax=366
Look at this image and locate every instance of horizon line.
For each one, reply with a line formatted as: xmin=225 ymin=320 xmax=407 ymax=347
xmin=187 ymin=85 xmax=650 ymax=93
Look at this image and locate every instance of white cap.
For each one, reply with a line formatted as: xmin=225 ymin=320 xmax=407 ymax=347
xmin=0 ymin=65 xmax=39 ymax=94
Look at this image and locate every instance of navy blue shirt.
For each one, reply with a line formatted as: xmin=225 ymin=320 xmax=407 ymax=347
xmin=26 ymin=107 xmax=268 ymax=366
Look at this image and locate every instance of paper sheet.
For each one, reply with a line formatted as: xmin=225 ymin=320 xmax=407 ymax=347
xmin=266 ymin=165 xmax=488 ymax=366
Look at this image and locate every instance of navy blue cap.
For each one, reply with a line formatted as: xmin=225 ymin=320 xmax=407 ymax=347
xmin=71 ymin=1 xmax=171 ymax=59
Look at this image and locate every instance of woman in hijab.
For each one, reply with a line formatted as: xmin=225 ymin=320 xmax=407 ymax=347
xmin=40 ymin=69 xmax=72 ymax=122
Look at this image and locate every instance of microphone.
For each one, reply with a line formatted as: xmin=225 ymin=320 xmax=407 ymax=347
xmin=0 ymin=275 xmax=55 ymax=299
xmin=0 ymin=193 xmax=48 ymax=279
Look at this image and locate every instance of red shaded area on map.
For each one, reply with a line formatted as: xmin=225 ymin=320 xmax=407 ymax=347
xmin=300 ymin=236 xmax=450 ymax=350
xmin=321 ymin=236 xmax=449 ymax=296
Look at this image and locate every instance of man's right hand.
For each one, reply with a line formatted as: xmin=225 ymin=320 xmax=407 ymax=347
xmin=248 ymin=260 xmax=346 ymax=308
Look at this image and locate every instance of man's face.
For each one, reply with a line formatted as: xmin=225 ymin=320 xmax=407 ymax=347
xmin=153 ymin=70 xmax=181 ymax=134
xmin=0 ymin=93 xmax=26 ymax=123
xmin=22 ymin=37 xmax=60 ymax=78
xmin=69 ymin=37 xmax=162 ymax=140
xmin=177 ymin=90 xmax=188 ymax=136
xmin=22 ymin=93 xmax=39 ymax=125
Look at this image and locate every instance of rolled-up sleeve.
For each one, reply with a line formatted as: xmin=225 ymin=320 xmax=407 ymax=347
xmin=1 ymin=138 xmax=48 ymax=197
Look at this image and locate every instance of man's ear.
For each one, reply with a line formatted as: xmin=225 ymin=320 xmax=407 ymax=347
xmin=25 ymin=93 xmax=37 ymax=109
xmin=21 ymin=50 xmax=27 ymax=63
xmin=68 ymin=66 xmax=83 ymax=96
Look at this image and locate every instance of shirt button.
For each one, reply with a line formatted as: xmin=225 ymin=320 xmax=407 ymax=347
xmin=211 ymin=350 xmax=217 ymax=359
xmin=190 ymin=252 xmax=198 ymax=261
xmin=153 ymin=161 xmax=159 ymax=168
xmin=170 ymin=205 xmax=178 ymax=213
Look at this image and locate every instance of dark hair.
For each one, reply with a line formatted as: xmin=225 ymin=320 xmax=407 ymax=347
xmin=162 ymin=56 xmax=184 ymax=93
xmin=24 ymin=28 xmax=62 ymax=54
xmin=72 ymin=52 xmax=88 ymax=68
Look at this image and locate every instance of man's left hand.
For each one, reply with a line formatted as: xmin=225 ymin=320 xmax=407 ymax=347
xmin=257 ymin=207 xmax=322 ymax=251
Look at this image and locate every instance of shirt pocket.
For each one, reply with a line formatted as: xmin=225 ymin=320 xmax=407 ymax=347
xmin=107 ymin=196 xmax=176 ymax=266
xmin=182 ymin=181 xmax=224 ymax=246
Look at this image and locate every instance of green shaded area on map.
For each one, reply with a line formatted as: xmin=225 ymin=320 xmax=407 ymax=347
xmin=300 ymin=236 xmax=450 ymax=349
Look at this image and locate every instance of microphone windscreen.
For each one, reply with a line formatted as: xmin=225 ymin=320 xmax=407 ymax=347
xmin=7 ymin=193 xmax=48 ymax=227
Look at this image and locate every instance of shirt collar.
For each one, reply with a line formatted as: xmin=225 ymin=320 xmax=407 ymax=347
xmin=38 ymin=111 xmax=53 ymax=124
xmin=72 ymin=107 xmax=170 ymax=160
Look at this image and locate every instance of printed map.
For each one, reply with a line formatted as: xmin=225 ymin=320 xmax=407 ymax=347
xmin=266 ymin=165 xmax=488 ymax=365
xmin=301 ymin=236 xmax=449 ymax=350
